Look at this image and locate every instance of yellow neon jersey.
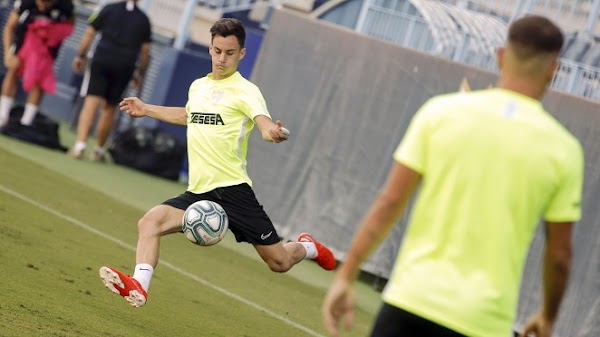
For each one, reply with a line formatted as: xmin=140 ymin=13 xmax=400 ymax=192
xmin=185 ymin=71 xmax=270 ymax=194
xmin=383 ymin=88 xmax=583 ymax=337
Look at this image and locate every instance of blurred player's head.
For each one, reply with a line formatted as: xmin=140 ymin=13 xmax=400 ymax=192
xmin=35 ymin=0 xmax=57 ymax=12
xmin=496 ymin=15 xmax=563 ymax=94
xmin=209 ymin=18 xmax=247 ymax=80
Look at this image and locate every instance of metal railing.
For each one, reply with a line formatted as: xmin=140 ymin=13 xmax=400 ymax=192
xmin=553 ymin=59 xmax=600 ymax=100
xmin=354 ymin=0 xmax=600 ymax=101
xmin=436 ymin=0 xmax=600 ymax=33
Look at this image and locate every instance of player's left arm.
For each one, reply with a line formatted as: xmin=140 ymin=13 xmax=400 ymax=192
xmin=543 ymin=221 xmax=572 ymax=322
xmin=254 ymin=115 xmax=289 ymax=143
xmin=73 ymin=26 xmax=96 ymax=73
xmin=133 ymin=42 xmax=151 ymax=90
xmin=521 ymin=140 xmax=583 ymax=337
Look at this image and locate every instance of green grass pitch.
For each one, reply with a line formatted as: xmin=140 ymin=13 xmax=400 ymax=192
xmin=0 ymin=131 xmax=379 ymax=337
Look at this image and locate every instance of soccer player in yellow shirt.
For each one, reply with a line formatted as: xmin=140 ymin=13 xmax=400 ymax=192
xmin=98 ymin=18 xmax=336 ymax=308
xmin=323 ymin=15 xmax=582 ymax=337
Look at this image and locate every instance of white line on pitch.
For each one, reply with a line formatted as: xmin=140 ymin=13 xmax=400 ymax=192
xmin=0 ymin=184 xmax=326 ymax=337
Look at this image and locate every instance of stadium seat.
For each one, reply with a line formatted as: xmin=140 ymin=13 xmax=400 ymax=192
xmin=581 ymin=38 xmax=600 ymax=68
xmin=560 ymin=32 xmax=577 ymax=56
xmin=562 ymin=37 xmax=591 ymax=62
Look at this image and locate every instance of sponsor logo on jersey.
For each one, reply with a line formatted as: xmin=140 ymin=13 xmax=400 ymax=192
xmin=189 ymin=112 xmax=225 ymax=125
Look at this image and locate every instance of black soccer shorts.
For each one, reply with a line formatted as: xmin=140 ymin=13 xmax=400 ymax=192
xmin=81 ymin=58 xmax=135 ymax=104
xmin=370 ymin=303 xmax=467 ymax=337
xmin=163 ymin=183 xmax=281 ymax=245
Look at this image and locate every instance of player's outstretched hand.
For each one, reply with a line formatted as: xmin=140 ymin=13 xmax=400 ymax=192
xmin=269 ymin=120 xmax=289 ymax=143
xmin=519 ymin=311 xmax=553 ymax=337
xmin=120 ymin=97 xmax=146 ymax=118
xmin=322 ymin=278 xmax=355 ymax=337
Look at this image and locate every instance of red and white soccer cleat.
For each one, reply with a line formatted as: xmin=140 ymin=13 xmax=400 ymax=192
xmin=298 ymin=233 xmax=337 ymax=271
xmin=99 ymin=266 xmax=147 ymax=308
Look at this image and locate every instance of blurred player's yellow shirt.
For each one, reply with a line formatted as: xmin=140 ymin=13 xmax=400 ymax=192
xmin=185 ymin=72 xmax=270 ymax=194
xmin=383 ymin=88 xmax=583 ymax=337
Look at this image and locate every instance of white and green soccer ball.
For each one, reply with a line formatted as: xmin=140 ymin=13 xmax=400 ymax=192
xmin=182 ymin=200 xmax=229 ymax=246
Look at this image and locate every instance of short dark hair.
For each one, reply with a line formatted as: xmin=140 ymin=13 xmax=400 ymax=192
xmin=508 ymin=15 xmax=564 ymax=56
xmin=210 ymin=18 xmax=246 ymax=49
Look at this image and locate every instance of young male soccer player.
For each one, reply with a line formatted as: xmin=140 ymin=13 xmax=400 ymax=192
xmin=99 ymin=18 xmax=336 ymax=307
xmin=322 ymin=15 xmax=582 ymax=337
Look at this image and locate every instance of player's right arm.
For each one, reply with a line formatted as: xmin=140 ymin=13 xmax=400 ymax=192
xmin=120 ymin=97 xmax=187 ymax=125
xmin=2 ymin=10 xmax=19 ymax=68
xmin=73 ymin=26 xmax=97 ymax=73
xmin=521 ymin=138 xmax=582 ymax=337
xmin=520 ymin=221 xmax=573 ymax=337
xmin=323 ymin=162 xmax=421 ymax=337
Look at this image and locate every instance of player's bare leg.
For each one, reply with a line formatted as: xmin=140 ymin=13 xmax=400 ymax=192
xmin=254 ymin=242 xmax=307 ymax=272
xmin=92 ymin=102 xmax=116 ymax=161
xmin=99 ymin=205 xmax=183 ymax=307
xmin=70 ymin=95 xmax=103 ymax=158
xmin=254 ymin=234 xmax=336 ymax=272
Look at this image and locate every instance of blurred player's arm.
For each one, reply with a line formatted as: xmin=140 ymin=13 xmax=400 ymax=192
xmin=323 ymin=162 xmax=421 ymax=336
xmin=543 ymin=222 xmax=572 ymax=322
xmin=120 ymin=97 xmax=187 ymax=125
xmin=133 ymin=42 xmax=151 ymax=90
xmin=2 ymin=10 xmax=18 ymax=67
xmin=339 ymin=162 xmax=420 ymax=281
xmin=254 ymin=115 xmax=289 ymax=143
xmin=520 ymin=222 xmax=572 ymax=337
xmin=73 ymin=26 xmax=97 ymax=73
xmin=521 ymin=141 xmax=581 ymax=337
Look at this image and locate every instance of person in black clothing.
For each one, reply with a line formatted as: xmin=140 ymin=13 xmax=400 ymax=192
xmin=0 ymin=0 xmax=74 ymax=128
xmin=69 ymin=0 xmax=151 ymax=162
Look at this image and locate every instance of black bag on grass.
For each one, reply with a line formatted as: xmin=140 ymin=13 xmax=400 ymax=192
xmin=109 ymin=126 xmax=185 ymax=181
xmin=0 ymin=105 xmax=67 ymax=152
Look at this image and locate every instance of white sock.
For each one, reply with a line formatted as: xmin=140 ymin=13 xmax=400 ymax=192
xmin=300 ymin=242 xmax=317 ymax=259
xmin=95 ymin=146 xmax=106 ymax=155
xmin=0 ymin=95 xmax=14 ymax=121
xmin=132 ymin=263 xmax=154 ymax=292
xmin=20 ymin=103 xmax=38 ymax=125
xmin=74 ymin=141 xmax=86 ymax=153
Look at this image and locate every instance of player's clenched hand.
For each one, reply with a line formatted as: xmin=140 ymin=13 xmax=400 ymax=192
xmin=322 ymin=278 xmax=355 ymax=337
xmin=120 ymin=97 xmax=146 ymax=118
xmin=268 ymin=120 xmax=289 ymax=143
xmin=519 ymin=311 xmax=553 ymax=337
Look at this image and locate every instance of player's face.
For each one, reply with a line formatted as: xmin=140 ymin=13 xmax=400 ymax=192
xmin=36 ymin=0 xmax=57 ymax=12
xmin=209 ymin=35 xmax=246 ymax=80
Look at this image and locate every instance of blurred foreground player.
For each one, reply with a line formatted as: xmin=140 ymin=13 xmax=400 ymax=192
xmin=323 ymin=15 xmax=582 ymax=337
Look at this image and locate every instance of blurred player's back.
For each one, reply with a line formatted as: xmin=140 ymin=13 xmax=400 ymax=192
xmin=384 ymin=87 xmax=583 ymax=336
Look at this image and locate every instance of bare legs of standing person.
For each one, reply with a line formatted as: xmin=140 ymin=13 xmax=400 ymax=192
xmin=70 ymin=94 xmax=116 ymax=162
xmin=0 ymin=62 xmax=43 ymax=128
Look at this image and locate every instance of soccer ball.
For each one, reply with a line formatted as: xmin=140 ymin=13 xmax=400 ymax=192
xmin=182 ymin=200 xmax=229 ymax=246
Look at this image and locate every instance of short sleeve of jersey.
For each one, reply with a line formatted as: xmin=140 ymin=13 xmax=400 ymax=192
xmin=239 ymin=86 xmax=270 ymax=120
xmin=393 ymin=99 xmax=435 ymax=173
xmin=544 ymin=140 xmax=584 ymax=222
xmin=89 ymin=3 xmax=111 ymax=30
